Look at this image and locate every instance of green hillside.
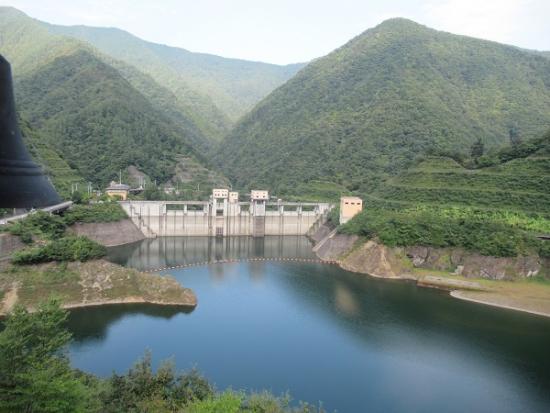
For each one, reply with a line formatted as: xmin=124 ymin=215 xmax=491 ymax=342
xmin=0 ymin=6 xmax=220 ymax=148
xmin=46 ymin=22 xmax=305 ymax=126
xmin=20 ymin=119 xmax=85 ymax=198
xmin=340 ymin=133 xmax=550 ymax=258
xmin=217 ymin=18 xmax=550 ymax=194
xmin=373 ymin=131 xmax=550 ymax=216
xmin=14 ymin=50 xmax=204 ymax=186
xmin=0 ymin=6 xmax=228 ymax=187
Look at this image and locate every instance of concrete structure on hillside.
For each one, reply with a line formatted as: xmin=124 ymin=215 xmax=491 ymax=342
xmin=120 ymin=189 xmax=331 ymax=238
xmin=106 ymin=182 xmax=130 ymax=200
xmin=339 ymin=196 xmax=363 ymax=224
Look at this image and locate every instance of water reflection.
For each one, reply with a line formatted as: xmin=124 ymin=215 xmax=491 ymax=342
xmin=108 ymin=236 xmax=315 ymax=270
xmin=65 ymin=236 xmax=550 ymax=413
xmin=67 ymin=303 xmax=193 ymax=342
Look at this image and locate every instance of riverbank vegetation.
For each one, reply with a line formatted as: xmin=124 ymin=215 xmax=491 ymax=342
xmin=0 ymin=301 xmax=325 ymax=413
xmin=340 ymin=208 xmax=548 ymax=258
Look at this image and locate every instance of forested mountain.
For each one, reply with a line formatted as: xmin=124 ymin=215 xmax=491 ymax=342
xmin=0 ymin=7 xmax=225 ymax=187
xmin=216 ymin=18 xmax=550 ymax=195
xmin=15 ymin=50 xmax=201 ymax=185
xmin=46 ymin=22 xmax=305 ymax=126
xmin=0 ymin=7 xmax=224 ymax=146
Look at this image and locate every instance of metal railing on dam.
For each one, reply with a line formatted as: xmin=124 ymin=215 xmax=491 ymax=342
xmin=119 ymin=200 xmax=332 ymax=237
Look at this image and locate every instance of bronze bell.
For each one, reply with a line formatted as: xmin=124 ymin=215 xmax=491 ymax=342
xmin=0 ymin=54 xmax=60 ymax=208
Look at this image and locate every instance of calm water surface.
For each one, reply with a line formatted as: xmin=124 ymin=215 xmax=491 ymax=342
xmin=67 ymin=236 xmax=550 ymax=413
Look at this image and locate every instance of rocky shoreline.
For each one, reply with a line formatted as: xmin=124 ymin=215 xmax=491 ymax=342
xmin=310 ymin=224 xmax=550 ymax=318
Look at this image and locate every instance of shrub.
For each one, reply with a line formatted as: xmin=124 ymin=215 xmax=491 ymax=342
xmin=101 ymin=352 xmax=213 ymax=412
xmin=8 ymin=211 xmax=65 ymax=242
xmin=62 ymin=202 xmax=127 ymax=226
xmin=12 ymin=236 xmax=106 ymax=265
xmin=340 ymin=208 xmax=540 ymax=257
xmin=326 ymin=206 xmax=340 ymax=226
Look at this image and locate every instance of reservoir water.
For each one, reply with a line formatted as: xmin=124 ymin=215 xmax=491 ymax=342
xmin=68 ymin=236 xmax=550 ymax=413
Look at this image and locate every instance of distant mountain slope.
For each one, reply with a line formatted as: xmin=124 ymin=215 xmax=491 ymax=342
xmin=216 ymin=19 xmax=550 ymax=193
xmin=0 ymin=6 xmax=227 ymax=186
xmin=46 ymin=23 xmax=305 ymax=124
xmin=0 ymin=6 xmax=228 ymax=144
xmin=15 ymin=50 xmax=203 ymax=185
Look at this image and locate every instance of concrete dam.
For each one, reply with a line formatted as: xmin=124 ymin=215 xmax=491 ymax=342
xmin=120 ymin=190 xmax=331 ymax=237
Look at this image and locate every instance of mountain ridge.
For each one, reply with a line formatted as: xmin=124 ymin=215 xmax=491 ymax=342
xmin=216 ymin=18 xmax=550 ymax=194
xmin=45 ymin=20 xmax=306 ymax=125
xmin=0 ymin=7 xmax=226 ymax=187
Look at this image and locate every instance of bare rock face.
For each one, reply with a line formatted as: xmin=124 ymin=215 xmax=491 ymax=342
xmin=69 ymin=219 xmax=145 ymax=247
xmin=405 ymin=246 xmax=543 ymax=280
xmin=340 ymin=240 xmax=413 ymax=278
xmin=311 ymin=226 xmax=548 ymax=281
xmin=308 ymin=223 xmax=334 ymax=244
xmin=316 ymin=233 xmax=358 ymax=261
xmin=459 ymin=254 xmax=541 ymax=280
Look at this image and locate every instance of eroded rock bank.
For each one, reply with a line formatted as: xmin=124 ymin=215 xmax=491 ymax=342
xmin=311 ymin=224 xmax=550 ymax=317
xmin=68 ymin=219 xmax=145 ymax=247
xmin=313 ymin=224 xmax=548 ymax=281
xmin=0 ymin=259 xmax=196 ymax=316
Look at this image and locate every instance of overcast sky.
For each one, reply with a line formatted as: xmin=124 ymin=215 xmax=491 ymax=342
xmin=2 ymin=0 xmax=549 ymax=64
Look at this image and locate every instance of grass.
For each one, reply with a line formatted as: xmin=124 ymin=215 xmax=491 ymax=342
xmin=1 ymin=263 xmax=81 ymax=307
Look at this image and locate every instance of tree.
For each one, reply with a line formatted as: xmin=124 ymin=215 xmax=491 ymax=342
xmin=71 ymin=190 xmax=84 ymax=204
xmin=509 ymin=126 xmax=522 ymax=146
xmin=470 ymin=138 xmax=484 ymax=160
xmin=0 ymin=300 xmax=96 ymax=413
xmin=101 ymin=351 xmax=213 ymax=412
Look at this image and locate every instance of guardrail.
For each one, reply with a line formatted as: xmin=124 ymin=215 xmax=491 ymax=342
xmin=0 ymin=201 xmax=73 ymax=225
